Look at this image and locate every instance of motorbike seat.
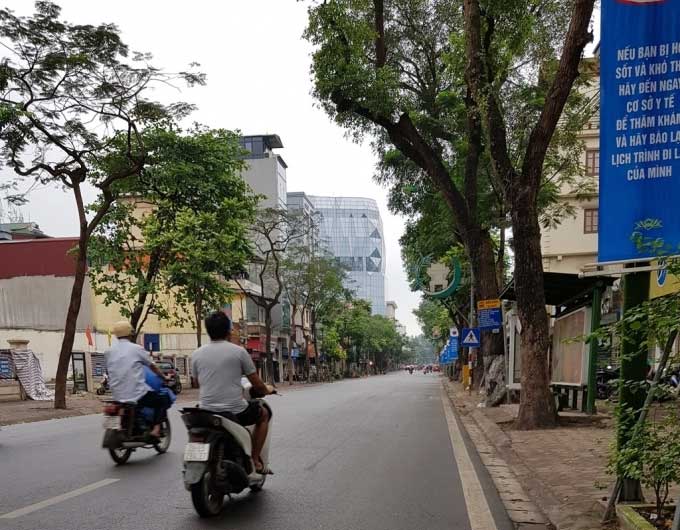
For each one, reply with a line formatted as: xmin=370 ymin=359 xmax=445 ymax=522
xmin=181 ymin=407 xmax=253 ymax=455
xmin=103 ymin=400 xmax=139 ymax=410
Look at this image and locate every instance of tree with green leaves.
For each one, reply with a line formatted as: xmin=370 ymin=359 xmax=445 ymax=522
xmin=305 ymin=0 xmax=596 ymax=428
xmin=306 ymin=254 xmax=350 ymax=360
xmin=304 ymin=0 xmax=505 ymax=385
xmin=320 ymin=326 xmax=347 ymax=376
xmin=336 ymin=298 xmax=372 ymax=372
xmin=148 ymin=204 xmax=256 ymax=348
xmin=88 ymin=127 xmax=258 ymax=342
xmin=235 ymin=209 xmax=314 ymax=383
xmin=461 ymin=0 xmax=595 ymax=428
xmin=413 ymin=298 xmax=455 ymax=352
xmin=0 ymin=2 xmax=203 ymax=408
xmin=281 ymin=244 xmax=314 ymax=380
xmin=364 ymin=314 xmax=404 ymax=372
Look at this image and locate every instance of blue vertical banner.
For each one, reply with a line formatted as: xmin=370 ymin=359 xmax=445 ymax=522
xmin=600 ymin=0 xmax=680 ymax=262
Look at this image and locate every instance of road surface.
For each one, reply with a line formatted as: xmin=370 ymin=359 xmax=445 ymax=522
xmin=0 ymin=372 xmax=512 ymax=530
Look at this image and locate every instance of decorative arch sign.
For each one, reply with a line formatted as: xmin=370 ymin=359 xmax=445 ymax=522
xmin=600 ymin=0 xmax=680 ymax=262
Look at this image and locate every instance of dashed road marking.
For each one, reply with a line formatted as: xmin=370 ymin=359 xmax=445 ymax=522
xmin=0 ymin=478 xmax=120 ymax=519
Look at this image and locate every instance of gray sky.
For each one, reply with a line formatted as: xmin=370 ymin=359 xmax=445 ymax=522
xmin=1 ymin=0 xmax=424 ymax=335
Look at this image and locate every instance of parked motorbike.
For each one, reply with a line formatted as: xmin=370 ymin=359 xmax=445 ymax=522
xmin=101 ymin=401 xmax=171 ymax=464
xmin=180 ymin=384 xmax=273 ymax=517
xmin=96 ymin=373 xmax=109 ymax=395
xmin=596 ymin=365 xmax=619 ymax=400
xmin=408 ymin=367 xmax=414 ymax=374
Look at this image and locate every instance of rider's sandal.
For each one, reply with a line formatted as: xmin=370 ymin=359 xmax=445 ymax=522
xmin=254 ymin=459 xmax=273 ymax=475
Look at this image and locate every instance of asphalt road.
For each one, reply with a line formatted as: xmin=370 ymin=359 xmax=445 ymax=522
xmin=0 ymin=372 xmax=513 ymax=530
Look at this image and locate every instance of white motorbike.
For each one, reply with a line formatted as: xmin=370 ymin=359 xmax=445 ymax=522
xmin=180 ymin=379 xmax=273 ymax=517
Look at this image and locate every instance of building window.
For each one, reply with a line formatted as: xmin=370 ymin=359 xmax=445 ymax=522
xmin=585 ymin=149 xmax=599 ymax=176
xmin=584 ymin=208 xmax=598 ymax=234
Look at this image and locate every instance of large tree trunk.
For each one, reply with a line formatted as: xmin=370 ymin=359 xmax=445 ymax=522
xmin=304 ymin=334 xmax=311 ymax=380
xmin=55 ymin=232 xmax=89 ymax=409
xmin=467 ymin=227 xmax=505 ymax=400
xmin=511 ymin=204 xmax=556 ymax=429
xmin=288 ymin=332 xmax=295 ymax=384
xmin=311 ymin=313 xmax=319 ymax=359
xmin=264 ymin=310 xmax=274 ymax=384
xmin=289 ymin=303 xmax=297 ymax=385
xmin=194 ymin=294 xmax=203 ymax=348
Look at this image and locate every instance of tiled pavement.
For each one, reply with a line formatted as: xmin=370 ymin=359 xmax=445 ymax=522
xmin=444 ymin=380 xmax=614 ymax=530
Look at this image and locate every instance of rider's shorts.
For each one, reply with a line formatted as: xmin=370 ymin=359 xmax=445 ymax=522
xmin=234 ymin=400 xmax=264 ymax=426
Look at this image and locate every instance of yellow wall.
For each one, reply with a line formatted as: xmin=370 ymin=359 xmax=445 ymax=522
xmin=90 ymin=275 xmax=248 ymax=335
xmin=649 ymin=261 xmax=680 ymax=299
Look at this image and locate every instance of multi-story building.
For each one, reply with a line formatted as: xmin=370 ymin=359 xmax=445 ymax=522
xmin=540 ymin=59 xmax=600 ymax=274
xmin=308 ymin=196 xmax=386 ymax=315
xmin=236 ymin=134 xmax=293 ymax=380
xmin=239 ymin=134 xmax=288 ymax=209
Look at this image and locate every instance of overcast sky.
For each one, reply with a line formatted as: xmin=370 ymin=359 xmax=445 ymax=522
xmin=0 ymin=0 xmax=424 ymax=335
xmin=1 ymin=2 xmax=602 ymax=337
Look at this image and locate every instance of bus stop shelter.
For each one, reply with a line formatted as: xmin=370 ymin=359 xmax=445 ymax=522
xmin=501 ymin=272 xmax=615 ymax=413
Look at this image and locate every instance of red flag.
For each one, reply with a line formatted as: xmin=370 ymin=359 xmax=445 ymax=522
xmin=85 ymin=326 xmax=94 ymax=347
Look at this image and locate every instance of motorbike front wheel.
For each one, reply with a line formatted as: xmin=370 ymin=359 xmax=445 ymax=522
xmin=154 ymin=419 xmax=172 ymax=454
xmin=96 ymin=386 xmax=106 ymax=395
xmin=108 ymin=447 xmax=132 ymax=465
xmin=174 ymin=380 xmax=182 ymax=394
xmin=190 ymin=471 xmax=224 ymax=517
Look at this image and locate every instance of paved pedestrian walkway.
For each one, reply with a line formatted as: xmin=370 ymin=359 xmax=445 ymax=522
xmin=446 ymin=380 xmax=613 ymax=530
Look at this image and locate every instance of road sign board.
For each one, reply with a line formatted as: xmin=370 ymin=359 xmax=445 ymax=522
xmin=477 ymin=299 xmax=501 ymax=310
xmin=461 ymin=328 xmax=480 ymax=348
xmin=440 ymin=333 xmax=459 ymax=364
xmin=600 ymin=0 xmax=680 ymax=261
xmin=478 ymin=307 xmax=502 ymax=330
xmin=449 ymin=334 xmax=459 ymax=359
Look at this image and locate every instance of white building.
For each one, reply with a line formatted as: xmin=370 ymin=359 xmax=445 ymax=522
xmin=239 ymin=134 xmax=288 ymax=210
xmin=540 ymin=59 xmax=600 ymax=274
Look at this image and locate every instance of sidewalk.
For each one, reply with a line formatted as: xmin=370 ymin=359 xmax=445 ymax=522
xmin=444 ymin=379 xmax=614 ymax=530
xmin=0 ymin=380 xmax=329 ymax=426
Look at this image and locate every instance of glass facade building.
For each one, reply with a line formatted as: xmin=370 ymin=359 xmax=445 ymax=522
xmin=308 ymin=196 xmax=386 ymax=315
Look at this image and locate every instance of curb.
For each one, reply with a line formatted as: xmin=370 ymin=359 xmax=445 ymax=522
xmin=443 ymin=380 xmax=607 ymax=530
xmin=442 ymin=381 xmax=551 ymax=530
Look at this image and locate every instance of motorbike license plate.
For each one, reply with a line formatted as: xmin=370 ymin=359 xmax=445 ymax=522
xmin=184 ymin=443 xmax=210 ymax=462
xmin=102 ymin=415 xmax=121 ymax=430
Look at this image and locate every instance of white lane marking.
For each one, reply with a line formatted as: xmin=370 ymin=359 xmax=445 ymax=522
xmin=0 ymin=478 xmax=120 ymax=519
xmin=440 ymin=387 xmax=498 ymax=530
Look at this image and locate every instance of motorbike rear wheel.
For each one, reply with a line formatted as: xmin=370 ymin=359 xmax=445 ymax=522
xmin=154 ymin=419 xmax=172 ymax=454
xmin=190 ymin=471 xmax=224 ymax=517
xmin=174 ymin=380 xmax=182 ymax=394
xmin=109 ymin=447 xmax=132 ymax=465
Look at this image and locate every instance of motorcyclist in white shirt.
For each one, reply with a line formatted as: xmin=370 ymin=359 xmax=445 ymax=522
xmin=105 ymin=321 xmax=169 ymax=438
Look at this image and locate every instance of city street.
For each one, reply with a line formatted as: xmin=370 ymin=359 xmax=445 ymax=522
xmin=0 ymin=373 xmax=512 ymax=530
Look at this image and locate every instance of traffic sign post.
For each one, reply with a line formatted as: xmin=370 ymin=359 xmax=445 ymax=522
xmin=477 ymin=299 xmax=502 ymax=330
xmin=461 ymin=328 xmax=480 ymax=348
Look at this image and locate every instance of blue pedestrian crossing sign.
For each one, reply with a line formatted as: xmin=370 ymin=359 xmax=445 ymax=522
xmin=461 ymin=328 xmax=480 ymax=348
